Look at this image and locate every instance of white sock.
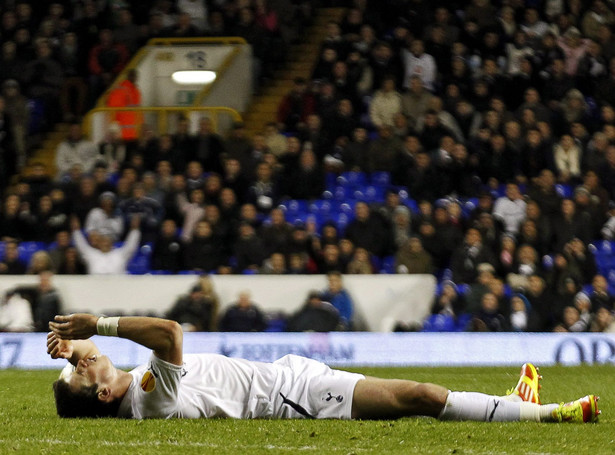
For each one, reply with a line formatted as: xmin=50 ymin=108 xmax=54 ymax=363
xmin=439 ymin=392 xmax=560 ymax=422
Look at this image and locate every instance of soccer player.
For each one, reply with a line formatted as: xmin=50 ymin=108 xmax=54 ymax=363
xmin=47 ymin=314 xmax=599 ymax=422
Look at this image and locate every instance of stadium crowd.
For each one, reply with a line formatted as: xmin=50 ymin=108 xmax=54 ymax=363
xmin=2 ymin=0 xmax=615 ymax=334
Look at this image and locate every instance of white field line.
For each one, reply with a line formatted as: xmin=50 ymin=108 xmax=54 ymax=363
xmin=0 ymin=438 xmax=370 ymax=452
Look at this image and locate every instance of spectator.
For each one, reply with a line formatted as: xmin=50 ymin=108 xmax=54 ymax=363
xmin=176 ymin=188 xmax=206 ymax=243
xmin=344 ymin=201 xmax=391 ymax=258
xmin=84 ymin=192 xmax=124 ymax=242
xmin=276 ymin=77 xmax=315 ymax=132
xmin=0 ymin=288 xmax=33 ymax=332
xmin=0 ymin=240 xmax=26 ymax=274
xmin=287 ymin=290 xmax=342 ymax=332
xmin=14 ymin=271 xmax=62 ymax=332
xmin=263 ymin=122 xmax=288 ymax=157
xmin=71 ymin=215 xmax=141 ymax=275
xmin=553 ymin=305 xmax=586 ymax=332
xmin=469 ymin=292 xmax=508 ymax=332
xmin=233 ymin=222 xmax=266 ymax=273
xmin=526 ymin=273 xmax=555 ymax=330
xmin=26 ymin=251 xmax=53 ymax=275
xmin=507 ymin=244 xmax=541 ymax=292
xmin=56 ymin=246 xmax=86 ymax=275
xmin=151 ymin=219 xmax=183 ymax=273
xmin=320 ymin=271 xmax=355 ymax=329
xmin=22 ymin=39 xmax=63 ymax=132
xmin=166 ymin=281 xmax=218 ymax=332
xmin=2 ymin=79 xmax=28 ymax=172
xmin=31 ymin=194 xmax=67 ymax=243
xmin=118 ymin=182 xmax=164 ymax=243
xmin=247 ymin=161 xmax=278 ymax=214
xmin=225 ymin=122 xmax=256 ymax=180
xmin=431 ymin=280 xmax=465 ymax=319
xmin=553 ymin=133 xmax=582 ymax=185
xmin=88 ymin=28 xmax=129 ymax=101
xmin=369 ymin=75 xmax=402 ymax=129
xmin=57 ymin=32 xmax=88 ymax=122
xmin=402 ymin=39 xmax=437 ymax=91
xmin=395 ymin=236 xmax=433 ymax=274
xmin=590 ymin=306 xmax=615 ymax=332
xmin=54 ymin=123 xmax=98 ymax=179
xmin=346 ymin=247 xmax=373 ymax=274
xmin=492 ymin=183 xmax=527 ymax=235
xmin=450 ymin=227 xmax=497 ymax=285
xmin=507 ymin=293 xmax=529 ymax=332
xmin=190 ymin=117 xmax=225 ymax=175
xmin=285 ymin=148 xmax=324 ymax=200
xmin=552 ymin=199 xmax=592 ymax=252
xmin=218 ymin=290 xmax=267 ymax=332
xmin=260 ymin=252 xmax=287 ymax=274
xmin=589 ymin=274 xmax=614 ymax=312
xmin=106 ymin=68 xmax=141 ymax=143
xmin=183 ymin=220 xmax=226 ymax=273
xmin=259 ymin=207 xmax=292 ymax=257
xmin=401 ymin=75 xmax=433 ymax=130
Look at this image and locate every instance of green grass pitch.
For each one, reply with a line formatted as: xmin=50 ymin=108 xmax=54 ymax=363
xmin=0 ymin=364 xmax=613 ymax=454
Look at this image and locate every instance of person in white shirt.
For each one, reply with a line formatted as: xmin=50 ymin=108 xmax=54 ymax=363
xmin=402 ymin=39 xmax=437 ymax=91
xmin=0 ymin=291 xmax=33 ymax=332
xmin=84 ymin=192 xmax=124 ymax=242
xmin=55 ymin=123 xmax=98 ymax=180
xmin=71 ymin=215 xmax=141 ymax=275
xmin=47 ymin=313 xmax=599 ymax=422
xmin=368 ymin=75 xmax=402 ymax=128
xmin=493 ymin=183 xmax=527 ymax=235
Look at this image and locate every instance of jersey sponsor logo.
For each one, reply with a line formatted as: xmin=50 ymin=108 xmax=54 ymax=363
xmin=140 ymin=371 xmax=156 ymax=392
xmin=325 ymin=392 xmax=343 ymax=403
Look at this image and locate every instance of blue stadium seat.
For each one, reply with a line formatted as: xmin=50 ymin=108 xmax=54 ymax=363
xmin=127 ymin=243 xmax=153 ymax=275
xmin=455 ymin=313 xmax=473 ymax=332
xmin=335 ymin=213 xmax=350 ymax=232
xmin=338 ymin=202 xmax=354 ymax=215
xmin=18 ymin=241 xmax=47 ymax=264
xmin=284 ymin=199 xmax=308 ymax=216
xmin=422 ymin=314 xmax=456 ymax=332
xmin=370 ymin=171 xmax=391 ymax=186
xmin=341 ymin=171 xmax=367 ymax=186
xmin=308 ymin=199 xmax=334 ymax=216
xmin=363 ymin=185 xmax=384 ymax=202
xmin=555 ymin=184 xmax=572 ymax=198
xmin=379 ymin=255 xmax=396 ymax=274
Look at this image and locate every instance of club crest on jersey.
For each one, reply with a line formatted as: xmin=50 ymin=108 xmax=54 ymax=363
xmin=324 ymin=392 xmax=343 ymax=403
xmin=141 ymin=371 xmax=156 ymax=392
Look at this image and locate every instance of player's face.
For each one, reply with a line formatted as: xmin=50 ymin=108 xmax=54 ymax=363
xmin=66 ymin=355 xmax=114 ymax=392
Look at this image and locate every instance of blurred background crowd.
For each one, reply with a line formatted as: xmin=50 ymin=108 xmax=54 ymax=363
xmin=2 ymin=0 xmax=615 ymax=334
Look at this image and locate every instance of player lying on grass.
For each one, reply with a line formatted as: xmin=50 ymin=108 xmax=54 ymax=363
xmin=47 ymin=313 xmax=600 ymax=422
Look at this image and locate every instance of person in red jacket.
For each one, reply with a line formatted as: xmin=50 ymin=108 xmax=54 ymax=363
xmin=89 ymin=28 xmax=129 ymax=100
xmin=106 ymin=69 xmax=142 ymax=142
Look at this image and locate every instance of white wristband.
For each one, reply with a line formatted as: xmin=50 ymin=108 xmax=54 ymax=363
xmin=96 ymin=317 xmax=120 ymax=337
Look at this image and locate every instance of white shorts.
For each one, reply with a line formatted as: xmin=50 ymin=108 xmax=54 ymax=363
xmin=271 ymin=354 xmax=365 ymax=420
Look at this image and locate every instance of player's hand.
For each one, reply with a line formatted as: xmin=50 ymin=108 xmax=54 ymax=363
xmin=49 ymin=314 xmax=98 ymax=340
xmin=46 ymin=332 xmax=74 ymax=359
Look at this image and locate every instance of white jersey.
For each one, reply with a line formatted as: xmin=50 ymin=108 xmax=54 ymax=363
xmin=115 ymin=353 xmax=364 ymax=420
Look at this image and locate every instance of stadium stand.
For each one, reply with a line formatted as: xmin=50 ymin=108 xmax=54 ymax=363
xmin=2 ymin=1 xmax=615 ymax=334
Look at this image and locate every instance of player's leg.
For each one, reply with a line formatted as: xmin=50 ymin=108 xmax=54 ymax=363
xmin=351 ymin=368 xmax=599 ymax=423
xmin=351 ymin=377 xmax=449 ymax=419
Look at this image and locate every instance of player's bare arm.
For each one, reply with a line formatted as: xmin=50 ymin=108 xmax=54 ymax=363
xmin=46 ymin=332 xmax=101 ymax=367
xmin=49 ymin=314 xmax=183 ymax=365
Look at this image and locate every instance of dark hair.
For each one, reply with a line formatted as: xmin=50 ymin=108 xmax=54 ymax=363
xmin=52 ymin=380 xmax=120 ymax=418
